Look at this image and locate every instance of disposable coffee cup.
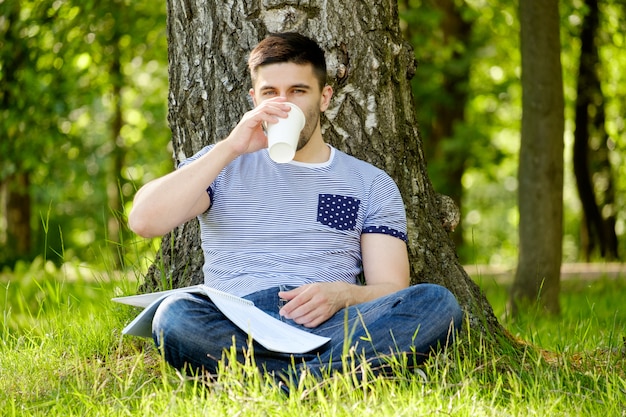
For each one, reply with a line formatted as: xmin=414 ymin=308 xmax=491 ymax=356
xmin=266 ymin=102 xmax=305 ymax=163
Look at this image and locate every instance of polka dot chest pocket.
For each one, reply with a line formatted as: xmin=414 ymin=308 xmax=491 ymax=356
xmin=317 ymin=194 xmax=361 ymax=231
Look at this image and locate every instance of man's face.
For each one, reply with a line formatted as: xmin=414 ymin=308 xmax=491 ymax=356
xmin=250 ymin=62 xmax=332 ymax=151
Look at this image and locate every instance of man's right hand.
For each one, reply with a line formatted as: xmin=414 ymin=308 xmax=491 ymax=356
xmin=225 ymin=97 xmax=292 ymax=156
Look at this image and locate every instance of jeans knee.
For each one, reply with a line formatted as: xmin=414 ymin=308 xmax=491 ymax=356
xmin=152 ymin=293 xmax=198 ymax=346
xmin=414 ymin=283 xmax=463 ymax=330
xmin=151 ymin=293 xmax=221 ymax=373
xmin=435 ymin=284 xmax=463 ymax=326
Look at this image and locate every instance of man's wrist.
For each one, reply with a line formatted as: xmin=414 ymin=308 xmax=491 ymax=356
xmin=212 ymin=139 xmax=242 ymax=163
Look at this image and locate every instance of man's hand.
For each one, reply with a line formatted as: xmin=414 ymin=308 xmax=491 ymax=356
xmin=278 ymin=282 xmax=350 ymax=328
xmin=225 ymin=97 xmax=291 ymax=156
xmin=277 ymin=235 xmax=409 ymax=329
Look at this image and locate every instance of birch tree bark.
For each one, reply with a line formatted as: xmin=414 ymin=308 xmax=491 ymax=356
xmin=142 ymin=0 xmax=508 ymax=340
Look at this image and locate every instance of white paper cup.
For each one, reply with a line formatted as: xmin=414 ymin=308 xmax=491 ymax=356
xmin=266 ymin=103 xmax=305 ymax=163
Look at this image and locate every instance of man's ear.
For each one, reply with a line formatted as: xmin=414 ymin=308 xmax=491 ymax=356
xmin=320 ymin=85 xmax=333 ymax=112
xmin=249 ymin=88 xmax=257 ymax=106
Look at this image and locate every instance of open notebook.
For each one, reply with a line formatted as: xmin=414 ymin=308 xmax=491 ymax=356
xmin=112 ymin=285 xmax=330 ymax=354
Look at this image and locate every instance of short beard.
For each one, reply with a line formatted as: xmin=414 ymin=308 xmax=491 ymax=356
xmin=296 ymin=107 xmax=320 ymax=151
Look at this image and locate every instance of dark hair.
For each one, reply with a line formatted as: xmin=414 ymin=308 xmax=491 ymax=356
xmin=248 ymin=32 xmax=327 ymax=89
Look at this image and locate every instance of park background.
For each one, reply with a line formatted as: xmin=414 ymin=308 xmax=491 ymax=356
xmin=1 ymin=1 xmax=625 ymax=415
xmin=1 ymin=0 xmax=625 ymax=273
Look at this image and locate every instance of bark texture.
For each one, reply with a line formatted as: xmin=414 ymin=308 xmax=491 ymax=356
xmin=143 ymin=0 xmax=508 ymax=340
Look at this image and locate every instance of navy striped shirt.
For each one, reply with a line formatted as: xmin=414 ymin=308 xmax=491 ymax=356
xmin=180 ymin=145 xmax=407 ymax=297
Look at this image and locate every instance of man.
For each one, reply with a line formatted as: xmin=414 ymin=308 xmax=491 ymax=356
xmin=129 ymin=32 xmax=462 ymax=381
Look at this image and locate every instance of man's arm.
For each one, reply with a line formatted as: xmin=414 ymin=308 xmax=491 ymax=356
xmin=128 ymin=98 xmax=291 ymax=238
xmin=128 ymin=142 xmax=236 ymax=238
xmin=278 ymin=233 xmax=410 ymax=328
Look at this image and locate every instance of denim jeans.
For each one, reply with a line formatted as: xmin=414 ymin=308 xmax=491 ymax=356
xmin=151 ymin=283 xmax=463 ymax=379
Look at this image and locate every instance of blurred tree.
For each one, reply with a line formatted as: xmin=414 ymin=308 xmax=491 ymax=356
xmin=510 ymin=0 xmax=564 ymax=315
xmin=400 ymin=1 xmax=522 ymax=264
xmin=399 ymin=0 xmax=475 ymax=251
xmin=0 ymin=2 xmax=30 ymax=260
xmin=573 ymin=0 xmax=619 ymax=261
xmin=79 ymin=0 xmax=169 ymax=267
xmin=401 ymin=1 xmax=625 ymax=268
xmin=106 ymin=0 xmax=127 ymax=268
xmin=0 ymin=0 xmax=80 ymax=264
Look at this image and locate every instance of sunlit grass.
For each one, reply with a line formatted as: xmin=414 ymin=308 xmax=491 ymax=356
xmin=1 ymin=259 xmax=624 ymax=416
xmin=478 ymin=274 xmax=626 ymax=353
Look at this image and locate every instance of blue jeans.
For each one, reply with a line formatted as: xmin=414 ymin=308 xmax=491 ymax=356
xmin=152 ymin=284 xmax=463 ymax=379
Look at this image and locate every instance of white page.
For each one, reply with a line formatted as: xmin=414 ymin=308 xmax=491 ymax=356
xmin=205 ymin=288 xmax=330 ymax=354
xmin=112 ymin=285 xmax=330 ymax=354
xmin=112 ymin=285 xmax=209 ymax=308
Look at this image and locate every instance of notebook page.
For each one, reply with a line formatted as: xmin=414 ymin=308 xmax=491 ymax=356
xmin=203 ymin=287 xmax=330 ymax=354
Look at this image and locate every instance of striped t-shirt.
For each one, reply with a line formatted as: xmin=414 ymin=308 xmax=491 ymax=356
xmin=180 ymin=145 xmax=407 ymax=297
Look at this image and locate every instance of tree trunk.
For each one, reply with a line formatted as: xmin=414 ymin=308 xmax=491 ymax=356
xmin=510 ymin=0 xmax=564 ymax=316
xmin=573 ymin=0 xmax=619 ymax=262
xmin=142 ymin=0 xmax=510 ymax=343
xmin=0 ymin=173 xmax=32 ymax=263
xmin=0 ymin=1 xmax=33 ymax=265
xmin=107 ymin=22 xmax=126 ymax=269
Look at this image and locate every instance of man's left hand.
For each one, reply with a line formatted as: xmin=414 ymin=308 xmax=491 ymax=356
xmin=278 ymin=282 xmax=349 ymax=328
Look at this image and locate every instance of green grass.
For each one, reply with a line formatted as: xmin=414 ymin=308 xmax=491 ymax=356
xmin=1 ymin=259 xmax=625 ymax=416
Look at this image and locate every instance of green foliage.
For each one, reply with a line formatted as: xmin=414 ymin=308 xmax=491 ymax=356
xmin=1 ymin=1 xmax=74 ymax=177
xmin=2 ymin=0 xmax=625 ymax=269
xmin=400 ymin=0 xmax=523 ymax=264
xmin=401 ymin=0 xmax=626 ymax=265
xmin=0 ymin=0 xmax=170 ymax=267
xmin=1 ymin=262 xmax=624 ymax=416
